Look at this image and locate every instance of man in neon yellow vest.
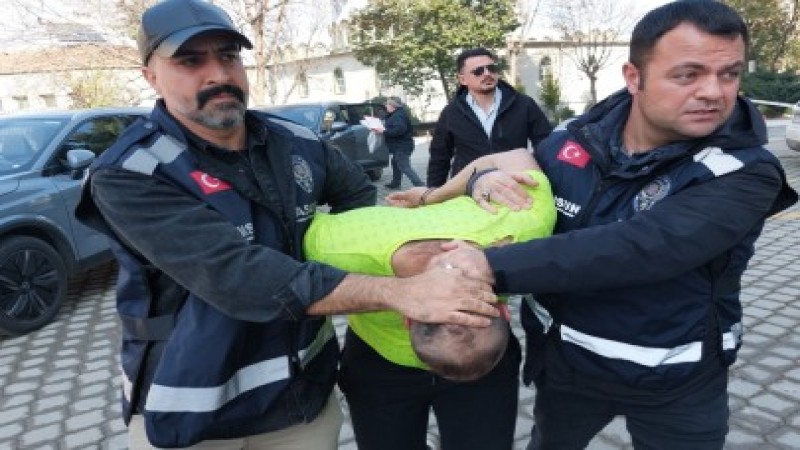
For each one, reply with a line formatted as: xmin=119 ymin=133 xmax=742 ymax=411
xmin=305 ymin=149 xmax=555 ymax=450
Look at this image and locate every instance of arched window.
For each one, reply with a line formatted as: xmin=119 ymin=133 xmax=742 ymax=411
xmin=539 ymin=56 xmax=552 ymax=81
xmin=333 ymin=67 xmax=346 ymax=94
xmin=297 ymin=72 xmax=309 ymax=98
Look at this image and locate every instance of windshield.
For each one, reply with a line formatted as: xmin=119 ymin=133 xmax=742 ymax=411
xmin=267 ymin=106 xmax=321 ymax=130
xmin=0 ymin=117 xmax=67 ymax=172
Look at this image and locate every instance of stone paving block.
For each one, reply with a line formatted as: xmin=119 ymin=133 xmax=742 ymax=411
xmin=44 ymin=369 xmax=78 ymax=384
xmin=750 ymin=393 xmax=796 ymax=413
xmin=758 ymin=355 xmax=794 ymax=368
xmin=20 ymin=423 xmax=61 ymax=446
xmin=747 ymin=306 xmax=773 ymax=319
xmin=731 ymin=406 xmax=784 ymax=434
xmin=62 ymin=428 xmax=103 ymax=448
xmin=725 ymin=429 xmax=765 ymax=446
xmin=71 ymin=398 xmax=108 ymax=413
xmin=765 ymin=314 xmax=798 ymax=328
xmin=729 ymin=377 xmax=763 ymax=398
xmin=35 ymin=394 xmax=70 ymax=413
xmin=77 ymin=369 xmax=115 ymax=385
xmin=79 ymin=384 xmax=108 ymax=397
xmin=0 ymin=405 xmax=29 ymax=425
xmin=2 ymin=392 xmax=34 ymax=409
xmin=101 ymin=433 xmax=127 ymax=450
xmin=85 ymin=360 xmax=110 ymax=372
xmin=774 ymin=430 xmax=800 ymax=449
xmin=4 ymin=381 xmax=38 ymax=395
xmin=769 ymin=380 xmax=800 ymax=401
xmin=34 ymin=411 xmax=63 ymax=426
xmin=0 ymin=423 xmax=23 ymax=440
xmin=20 ymin=357 xmax=47 ymax=369
xmin=66 ymin=410 xmax=105 ymax=432
xmin=751 ymin=323 xmax=788 ymax=337
xmin=53 ymin=357 xmax=81 ymax=369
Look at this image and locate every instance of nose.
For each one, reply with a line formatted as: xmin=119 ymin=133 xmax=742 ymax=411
xmin=204 ymin=56 xmax=233 ymax=83
xmin=696 ymin=74 xmax=723 ymax=101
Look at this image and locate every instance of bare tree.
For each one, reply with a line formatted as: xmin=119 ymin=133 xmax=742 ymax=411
xmin=547 ymin=0 xmax=630 ymax=106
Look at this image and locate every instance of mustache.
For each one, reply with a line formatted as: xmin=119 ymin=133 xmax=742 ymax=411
xmin=197 ymin=84 xmax=245 ymax=109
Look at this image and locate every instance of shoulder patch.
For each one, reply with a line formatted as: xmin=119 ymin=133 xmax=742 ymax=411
xmin=557 ymin=140 xmax=591 ymax=168
xmin=693 ymin=147 xmax=744 ymax=177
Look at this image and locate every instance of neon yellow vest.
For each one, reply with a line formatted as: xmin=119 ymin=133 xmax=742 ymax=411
xmin=304 ymin=170 xmax=556 ymax=368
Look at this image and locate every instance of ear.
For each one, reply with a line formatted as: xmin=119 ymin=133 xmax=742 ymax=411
xmin=457 ymin=72 xmax=467 ymax=86
xmin=622 ymin=62 xmax=641 ymax=95
xmin=141 ymin=66 xmax=161 ymax=95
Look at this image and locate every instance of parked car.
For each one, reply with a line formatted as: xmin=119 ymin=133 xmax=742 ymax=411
xmin=786 ymin=101 xmax=800 ymax=151
xmin=0 ymin=107 xmax=148 ymax=335
xmin=263 ymin=101 xmax=391 ymax=181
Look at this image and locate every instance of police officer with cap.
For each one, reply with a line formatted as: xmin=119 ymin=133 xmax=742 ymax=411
xmin=76 ymin=0 xmax=499 ymax=448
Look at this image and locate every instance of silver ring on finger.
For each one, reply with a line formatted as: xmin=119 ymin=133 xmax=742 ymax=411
xmin=480 ymin=189 xmax=491 ymax=202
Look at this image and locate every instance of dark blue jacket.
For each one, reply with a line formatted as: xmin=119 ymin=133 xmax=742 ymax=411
xmin=382 ymin=106 xmax=414 ymax=154
xmin=486 ymin=90 xmax=797 ymax=396
xmin=76 ymin=102 xmax=375 ymax=446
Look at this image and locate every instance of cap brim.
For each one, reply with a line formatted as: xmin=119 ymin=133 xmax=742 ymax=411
xmin=153 ymin=25 xmax=253 ymax=59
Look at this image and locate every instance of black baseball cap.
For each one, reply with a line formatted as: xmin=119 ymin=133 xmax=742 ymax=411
xmin=137 ymin=0 xmax=253 ymax=64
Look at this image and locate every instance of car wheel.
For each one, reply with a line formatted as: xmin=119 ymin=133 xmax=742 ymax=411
xmin=366 ymin=168 xmax=383 ymax=182
xmin=0 ymin=236 xmax=67 ymax=335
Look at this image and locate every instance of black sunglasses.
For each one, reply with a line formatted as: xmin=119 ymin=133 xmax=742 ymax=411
xmin=469 ymin=64 xmax=500 ymax=77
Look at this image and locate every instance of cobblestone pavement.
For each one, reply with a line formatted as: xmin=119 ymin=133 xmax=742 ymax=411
xmin=0 ymin=139 xmax=798 ymax=449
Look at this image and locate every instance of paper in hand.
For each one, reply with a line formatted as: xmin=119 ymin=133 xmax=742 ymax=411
xmin=360 ymin=115 xmax=384 ymax=131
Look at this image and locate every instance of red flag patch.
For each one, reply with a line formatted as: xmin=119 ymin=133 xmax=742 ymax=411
xmin=190 ymin=171 xmax=232 ymax=195
xmin=557 ymin=140 xmax=591 ymax=168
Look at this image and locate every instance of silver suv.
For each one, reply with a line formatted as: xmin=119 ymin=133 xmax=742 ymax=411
xmin=0 ymin=107 xmax=147 ymax=335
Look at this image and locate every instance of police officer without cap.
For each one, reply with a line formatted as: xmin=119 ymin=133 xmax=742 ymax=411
xmin=432 ymin=1 xmax=798 ymax=449
xmin=76 ymin=0 xmax=498 ymax=448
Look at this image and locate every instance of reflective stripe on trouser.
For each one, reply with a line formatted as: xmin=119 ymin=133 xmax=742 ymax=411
xmin=121 ymin=318 xmax=336 ymax=412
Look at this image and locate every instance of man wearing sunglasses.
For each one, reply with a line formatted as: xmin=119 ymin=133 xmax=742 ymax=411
xmin=427 ymin=47 xmax=552 ymax=188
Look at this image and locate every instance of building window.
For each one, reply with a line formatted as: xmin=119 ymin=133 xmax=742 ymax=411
xmin=297 ymin=72 xmax=309 ymax=98
xmin=333 ymin=68 xmax=346 ymax=95
xmin=13 ymin=96 xmax=29 ymax=110
xmin=539 ymin=56 xmax=552 ymax=81
xmin=40 ymin=94 xmax=56 ymax=108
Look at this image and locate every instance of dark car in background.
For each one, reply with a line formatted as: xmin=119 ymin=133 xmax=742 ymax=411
xmin=263 ymin=101 xmax=391 ymax=181
xmin=0 ymin=107 xmax=147 ymax=335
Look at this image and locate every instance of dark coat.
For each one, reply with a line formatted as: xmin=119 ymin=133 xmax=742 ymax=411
xmin=382 ymin=106 xmax=414 ymax=154
xmin=427 ymin=79 xmax=552 ymax=186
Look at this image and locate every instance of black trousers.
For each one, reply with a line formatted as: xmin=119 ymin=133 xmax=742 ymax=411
xmin=527 ymin=368 xmax=729 ymax=450
xmin=339 ymin=328 xmax=521 ymax=450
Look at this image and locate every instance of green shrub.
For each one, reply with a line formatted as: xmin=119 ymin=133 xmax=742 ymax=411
xmin=740 ymin=70 xmax=800 ymax=103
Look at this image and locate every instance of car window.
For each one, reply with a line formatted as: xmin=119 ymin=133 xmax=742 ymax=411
xmin=0 ymin=118 xmax=66 ymax=172
xmin=268 ymin=106 xmax=321 ymax=130
xmin=324 ymin=107 xmax=348 ymax=123
xmin=61 ymin=116 xmax=127 ymax=157
xmin=344 ymin=104 xmax=370 ymax=125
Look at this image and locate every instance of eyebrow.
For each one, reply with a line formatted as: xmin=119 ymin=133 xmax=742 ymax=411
xmin=672 ymin=61 xmax=745 ymax=72
xmin=173 ymin=43 xmax=241 ymax=57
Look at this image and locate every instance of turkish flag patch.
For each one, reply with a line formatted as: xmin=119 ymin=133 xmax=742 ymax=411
xmin=557 ymin=140 xmax=591 ymax=168
xmin=190 ymin=171 xmax=232 ymax=195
